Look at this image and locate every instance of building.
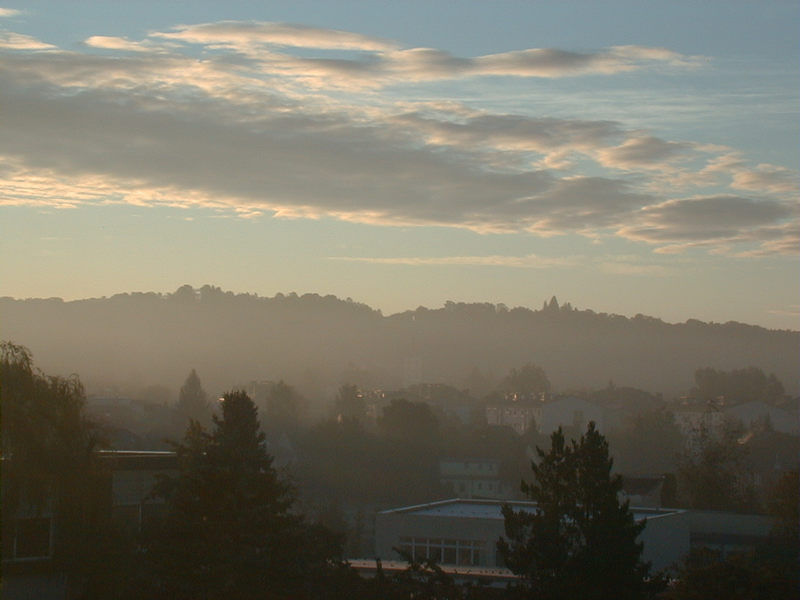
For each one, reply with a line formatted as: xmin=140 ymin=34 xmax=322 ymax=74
xmin=104 ymin=450 xmax=178 ymax=529
xmin=438 ymin=458 xmax=515 ymax=499
xmin=486 ymin=396 xmax=607 ymax=435
xmin=4 ymin=451 xmax=177 ymax=567
xmin=375 ymin=499 xmax=777 ymax=578
xmin=684 ymin=510 xmax=775 ymax=559
xmin=672 ymin=406 xmax=727 ymax=440
xmin=375 ymin=498 xmax=689 ymax=573
xmin=485 ymin=403 xmax=538 ymax=435
xmin=620 ymin=476 xmax=665 ymax=508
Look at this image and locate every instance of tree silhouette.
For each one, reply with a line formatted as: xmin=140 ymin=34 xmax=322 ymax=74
xmin=501 ymin=363 xmax=551 ymax=399
xmin=498 ymin=423 xmax=654 ymax=600
xmin=677 ymin=425 xmax=758 ymax=511
xmin=144 ymin=390 xmax=340 ymax=599
xmin=175 ymin=368 xmax=210 ymax=426
xmin=332 ymin=383 xmax=366 ymax=423
xmin=1 ymin=342 xmax=113 ymax=594
xmin=264 ymin=380 xmax=304 ymax=435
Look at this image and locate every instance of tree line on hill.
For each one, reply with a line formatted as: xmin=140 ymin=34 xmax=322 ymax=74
xmin=2 ymin=286 xmax=797 ymax=404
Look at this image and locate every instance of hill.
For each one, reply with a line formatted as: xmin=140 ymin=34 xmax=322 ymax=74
xmin=2 ymin=285 xmax=797 ymax=402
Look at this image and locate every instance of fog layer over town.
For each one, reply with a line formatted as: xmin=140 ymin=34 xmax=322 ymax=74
xmin=2 ymin=285 xmax=797 ymax=406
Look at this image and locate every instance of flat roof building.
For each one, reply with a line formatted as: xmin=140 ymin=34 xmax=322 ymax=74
xmin=375 ymin=498 xmax=689 ymax=574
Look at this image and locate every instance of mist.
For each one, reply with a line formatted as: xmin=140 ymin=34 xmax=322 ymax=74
xmin=2 ymin=285 xmax=796 ymax=405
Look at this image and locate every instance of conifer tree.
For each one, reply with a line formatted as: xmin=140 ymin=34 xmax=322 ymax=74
xmin=143 ymin=390 xmax=340 ymax=599
xmin=498 ymin=423 xmax=654 ymax=600
xmin=175 ymin=368 xmax=210 ymax=426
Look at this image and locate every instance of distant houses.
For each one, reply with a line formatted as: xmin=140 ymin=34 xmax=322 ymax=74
xmin=485 ymin=395 xmax=606 ymax=435
xmin=439 ymin=458 xmax=515 ymax=500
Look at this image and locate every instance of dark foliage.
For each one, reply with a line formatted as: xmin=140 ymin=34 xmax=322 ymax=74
xmin=4 ymin=287 xmax=797 ymax=402
xmin=664 ymin=547 xmax=797 ymax=600
xmin=692 ymin=366 xmax=786 ymax=405
xmin=1 ymin=342 xmax=117 ymax=596
xmin=139 ymin=390 xmax=342 ymax=599
xmin=175 ymin=368 xmax=210 ymax=427
xmin=498 ymin=423 xmax=656 ymax=600
xmin=676 ymin=426 xmax=759 ymax=511
xmin=500 ymin=363 xmax=551 ymax=399
xmin=332 ymin=383 xmax=366 ymax=423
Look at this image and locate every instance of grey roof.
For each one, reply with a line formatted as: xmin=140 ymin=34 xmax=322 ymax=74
xmin=380 ymin=498 xmax=682 ymax=522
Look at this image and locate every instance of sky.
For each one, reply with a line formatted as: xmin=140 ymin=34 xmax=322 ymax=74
xmin=1 ymin=1 xmax=797 ymax=329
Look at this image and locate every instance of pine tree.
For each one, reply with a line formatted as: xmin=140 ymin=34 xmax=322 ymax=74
xmin=175 ymin=368 xmax=210 ymax=426
xmin=498 ymin=423 xmax=653 ymax=600
xmin=143 ymin=390 xmax=340 ymax=599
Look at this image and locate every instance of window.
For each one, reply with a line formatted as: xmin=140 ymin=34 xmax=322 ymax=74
xmin=403 ymin=537 xmax=484 ymax=567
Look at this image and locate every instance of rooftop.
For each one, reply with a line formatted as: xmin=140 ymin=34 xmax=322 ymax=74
xmin=380 ymin=498 xmax=683 ymax=522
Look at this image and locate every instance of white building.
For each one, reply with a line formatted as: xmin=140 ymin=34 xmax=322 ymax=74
xmin=375 ymin=499 xmax=689 ymax=573
xmin=485 ymin=403 xmax=538 ymax=435
xmin=439 ymin=458 xmax=515 ymax=499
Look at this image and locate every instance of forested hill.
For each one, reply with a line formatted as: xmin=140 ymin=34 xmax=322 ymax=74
xmin=2 ymin=285 xmax=797 ymax=400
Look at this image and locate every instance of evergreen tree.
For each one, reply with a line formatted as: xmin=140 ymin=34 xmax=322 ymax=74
xmin=498 ymin=423 xmax=654 ymax=600
xmin=175 ymin=368 xmax=210 ymax=426
xmin=142 ymin=390 xmax=340 ymax=599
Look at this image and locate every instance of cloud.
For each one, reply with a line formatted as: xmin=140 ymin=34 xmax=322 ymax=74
xmin=618 ymin=196 xmax=795 ymax=251
xmin=597 ymin=136 xmax=691 ymax=170
xmin=0 ymin=31 xmax=55 ymax=51
xmin=327 ymin=254 xmax=577 ymax=268
xmin=392 ymin=112 xmax=622 ymax=159
xmin=473 ymin=45 xmax=699 ymax=77
xmin=280 ymin=43 xmax=701 ymax=85
xmin=146 ymin=21 xmax=703 ymax=86
xmin=597 ymin=261 xmax=674 ymax=276
xmin=0 ymin=8 xmax=21 ymax=17
xmin=0 ymin=19 xmax=795 ymax=256
xmin=732 ymin=164 xmax=799 ymax=195
xmin=152 ymin=21 xmax=398 ymax=52
xmin=84 ymin=36 xmax=156 ymax=53
xmin=768 ymin=305 xmax=800 ymax=318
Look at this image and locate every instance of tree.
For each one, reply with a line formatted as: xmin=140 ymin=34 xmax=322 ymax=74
xmin=676 ymin=424 xmax=758 ymax=511
xmin=378 ymin=398 xmax=440 ymax=447
xmin=332 ymin=383 xmax=366 ymax=423
xmin=142 ymin=390 xmax=340 ymax=599
xmin=665 ymin=470 xmax=799 ymax=600
xmin=501 ymin=363 xmax=551 ymax=400
xmin=1 ymin=342 xmax=114 ymax=594
xmin=610 ymin=408 xmax=684 ymax=475
xmin=175 ymin=368 xmax=210 ymax=426
xmin=263 ymin=380 xmax=304 ymax=435
xmin=692 ymin=367 xmax=786 ymax=405
xmin=498 ymin=423 xmax=654 ymax=600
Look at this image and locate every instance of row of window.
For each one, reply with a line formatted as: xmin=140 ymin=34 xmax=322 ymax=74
xmin=445 ymin=479 xmax=500 ymax=494
xmin=397 ymin=536 xmax=484 ymax=566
